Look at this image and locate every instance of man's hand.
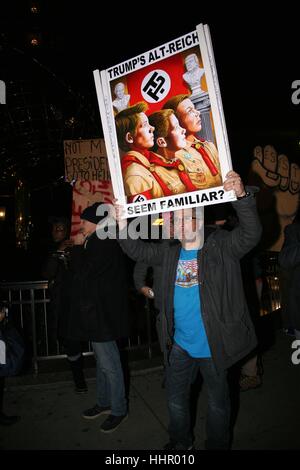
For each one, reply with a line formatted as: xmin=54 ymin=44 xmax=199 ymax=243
xmin=111 ymin=199 xmax=127 ymax=230
xmin=223 ymin=171 xmax=246 ymax=198
xmin=73 ymin=233 xmax=86 ymax=246
xmin=140 ymin=286 xmax=154 ymax=299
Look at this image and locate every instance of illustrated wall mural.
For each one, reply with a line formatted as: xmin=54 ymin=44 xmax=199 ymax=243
xmin=249 ymin=144 xmax=300 ymax=252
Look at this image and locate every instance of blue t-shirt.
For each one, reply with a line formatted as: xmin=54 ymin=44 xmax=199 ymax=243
xmin=174 ymin=248 xmax=211 ymax=358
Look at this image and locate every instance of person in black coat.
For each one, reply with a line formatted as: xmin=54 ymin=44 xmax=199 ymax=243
xmin=279 ymin=203 xmax=300 ymax=340
xmin=42 ymin=217 xmax=88 ymax=394
xmin=61 ymin=203 xmax=129 ymax=433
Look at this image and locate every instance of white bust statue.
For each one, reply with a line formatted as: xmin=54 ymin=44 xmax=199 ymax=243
xmin=183 ymin=53 xmax=205 ymax=96
xmin=112 ymin=82 xmax=130 ymax=112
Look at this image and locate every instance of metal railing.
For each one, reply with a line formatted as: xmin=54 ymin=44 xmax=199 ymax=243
xmin=0 ymin=250 xmax=282 ymax=374
xmin=0 ymin=280 xmax=159 ymax=375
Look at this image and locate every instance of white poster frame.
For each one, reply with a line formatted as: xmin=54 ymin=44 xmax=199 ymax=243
xmin=94 ymin=23 xmax=235 ymax=218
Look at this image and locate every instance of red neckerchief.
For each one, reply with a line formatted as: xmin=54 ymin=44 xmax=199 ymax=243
xmin=121 ymin=151 xmax=197 ymax=196
xmin=191 ymin=139 xmax=218 ymax=176
xmin=148 ymin=154 xmax=197 ymax=193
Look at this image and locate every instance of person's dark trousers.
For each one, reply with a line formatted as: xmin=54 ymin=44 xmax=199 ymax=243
xmin=166 ymin=343 xmax=230 ymax=450
xmin=65 ymin=339 xmax=87 ymax=393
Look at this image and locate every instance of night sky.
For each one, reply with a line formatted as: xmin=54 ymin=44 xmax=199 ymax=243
xmin=1 ymin=3 xmax=299 ymax=178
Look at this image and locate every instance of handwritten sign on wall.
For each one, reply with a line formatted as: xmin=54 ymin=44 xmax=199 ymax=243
xmin=63 ymin=138 xmax=113 ymax=243
xmin=64 ymin=138 xmax=110 ymax=182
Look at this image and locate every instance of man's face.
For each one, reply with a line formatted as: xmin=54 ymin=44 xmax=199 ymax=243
xmin=52 ymin=223 xmax=67 ymax=243
xmin=161 ymin=212 xmax=175 ymax=239
xmin=173 ymin=208 xmax=204 ymax=243
xmin=164 ymin=113 xmax=186 ymax=152
xmin=177 ymin=98 xmax=201 ymax=135
xmin=79 ymin=219 xmax=97 ymax=239
xmin=130 ymin=112 xmax=154 ymax=149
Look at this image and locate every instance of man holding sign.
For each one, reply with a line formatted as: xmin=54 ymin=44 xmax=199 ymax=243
xmin=113 ymin=171 xmax=261 ymax=450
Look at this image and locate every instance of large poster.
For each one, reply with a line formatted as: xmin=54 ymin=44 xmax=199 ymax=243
xmin=94 ymin=24 xmax=235 ymax=218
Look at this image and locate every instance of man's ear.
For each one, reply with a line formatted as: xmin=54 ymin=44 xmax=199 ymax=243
xmin=157 ymin=137 xmax=167 ymax=148
xmin=125 ymin=132 xmax=134 ymax=144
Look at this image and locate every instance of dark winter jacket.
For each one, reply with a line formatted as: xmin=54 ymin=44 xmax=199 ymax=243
xmin=118 ymin=193 xmax=262 ymax=371
xmin=60 ymin=232 xmax=129 ymax=342
xmin=278 ymin=222 xmax=300 ymax=330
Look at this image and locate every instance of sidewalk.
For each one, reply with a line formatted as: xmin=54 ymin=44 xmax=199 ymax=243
xmin=1 ymin=329 xmax=300 ymax=450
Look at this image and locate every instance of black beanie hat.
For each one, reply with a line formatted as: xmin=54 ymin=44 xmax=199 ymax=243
xmin=80 ymin=202 xmax=106 ymax=224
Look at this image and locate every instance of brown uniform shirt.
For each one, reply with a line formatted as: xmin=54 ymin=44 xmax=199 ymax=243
xmin=176 ymin=139 xmax=222 ymax=189
xmin=122 ymin=150 xmax=192 ymax=200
